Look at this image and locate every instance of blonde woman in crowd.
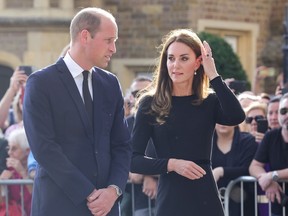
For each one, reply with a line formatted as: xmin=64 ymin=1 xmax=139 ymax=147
xmin=244 ymin=101 xmax=268 ymax=143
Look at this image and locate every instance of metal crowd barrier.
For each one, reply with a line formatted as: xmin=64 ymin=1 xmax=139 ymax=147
xmin=1 ymin=179 xmax=154 ymax=216
xmin=124 ymin=182 xmax=154 ymax=216
xmin=0 ymin=179 xmax=33 ymax=216
xmin=223 ymin=176 xmax=287 ymax=216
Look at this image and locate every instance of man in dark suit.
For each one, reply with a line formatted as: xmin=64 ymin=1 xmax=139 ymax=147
xmin=23 ymin=7 xmax=131 ymax=216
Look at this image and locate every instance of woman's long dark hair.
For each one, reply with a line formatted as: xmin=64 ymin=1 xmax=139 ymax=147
xmin=137 ymin=29 xmax=211 ymax=124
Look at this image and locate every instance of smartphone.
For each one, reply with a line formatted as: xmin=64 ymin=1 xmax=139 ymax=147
xmin=19 ymin=65 xmax=33 ymax=76
xmin=257 ymin=119 xmax=268 ymax=133
xmin=229 ymin=80 xmax=247 ymax=94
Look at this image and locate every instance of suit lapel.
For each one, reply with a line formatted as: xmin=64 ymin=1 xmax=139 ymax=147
xmin=91 ymin=68 xmax=103 ymax=147
xmin=56 ymin=59 xmax=94 ymax=142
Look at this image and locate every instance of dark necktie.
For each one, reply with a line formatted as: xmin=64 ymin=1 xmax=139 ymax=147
xmin=82 ymin=70 xmax=93 ymax=121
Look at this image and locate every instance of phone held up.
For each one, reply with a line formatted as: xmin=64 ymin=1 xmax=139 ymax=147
xmin=19 ymin=65 xmax=33 ymax=76
xmin=257 ymin=119 xmax=269 ymax=134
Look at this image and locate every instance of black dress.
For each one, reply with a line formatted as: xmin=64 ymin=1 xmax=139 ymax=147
xmin=131 ymin=76 xmax=245 ymax=216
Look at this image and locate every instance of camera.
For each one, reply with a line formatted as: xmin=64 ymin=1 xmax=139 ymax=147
xmin=19 ymin=65 xmax=33 ymax=76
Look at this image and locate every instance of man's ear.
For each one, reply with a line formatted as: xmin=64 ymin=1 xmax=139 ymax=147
xmin=80 ymin=29 xmax=90 ymax=44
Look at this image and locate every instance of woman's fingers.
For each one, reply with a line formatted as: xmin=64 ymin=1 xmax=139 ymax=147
xmin=176 ymin=159 xmax=206 ymax=180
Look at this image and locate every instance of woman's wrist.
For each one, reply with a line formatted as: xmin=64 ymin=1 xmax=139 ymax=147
xmin=167 ymin=158 xmax=176 ymax=172
xmin=208 ymin=73 xmax=220 ymax=81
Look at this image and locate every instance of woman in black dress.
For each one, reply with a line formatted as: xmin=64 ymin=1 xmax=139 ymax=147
xmin=130 ymin=29 xmax=245 ymax=216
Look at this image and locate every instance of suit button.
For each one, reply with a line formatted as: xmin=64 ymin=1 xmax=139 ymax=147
xmin=93 ymin=173 xmax=97 ymax=177
xmin=95 ymin=151 xmax=98 ymax=154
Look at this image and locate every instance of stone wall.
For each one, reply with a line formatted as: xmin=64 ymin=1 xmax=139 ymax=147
xmin=0 ymin=0 xmax=286 ymax=93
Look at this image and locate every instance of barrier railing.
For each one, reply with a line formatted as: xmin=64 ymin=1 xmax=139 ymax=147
xmin=0 ymin=179 xmax=33 ymax=216
xmin=223 ymin=176 xmax=287 ymax=216
xmin=0 ymin=179 xmax=153 ymax=216
xmin=124 ymin=182 xmax=154 ymax=216
xmin=5 ymin=177 xmax=287 ymax=216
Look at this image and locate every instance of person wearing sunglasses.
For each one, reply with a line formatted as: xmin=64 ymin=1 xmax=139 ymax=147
xmin=129 ymin=76 xmax=152 ymax=115
xmin=244 ymin=101 xmax=268 ymax=143
xmin=249 ymin=93 xmax=288 ymax=216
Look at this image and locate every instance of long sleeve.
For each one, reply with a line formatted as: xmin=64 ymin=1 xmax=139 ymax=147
xmin=210 ymin=76 xmax=246 ymax=125
xmin=131 ymin=97 xmax=169 ymax=175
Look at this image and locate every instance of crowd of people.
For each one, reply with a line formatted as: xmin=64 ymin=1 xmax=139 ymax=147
xmin=0 ymin=6 xmax=287 ymax=216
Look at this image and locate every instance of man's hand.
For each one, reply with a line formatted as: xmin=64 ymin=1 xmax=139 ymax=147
xmin=258 ymin=172 xmax=273 ymax=191
xmin=87 ymin=187 xmax=118 ymax=216
xmin=265 ymin=181 xmax=282 ymax=204
xmin=9 ymin=68 xmax=28 ymax=94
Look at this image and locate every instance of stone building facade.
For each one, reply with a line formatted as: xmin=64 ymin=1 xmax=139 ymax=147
xmin=0 ymin=0 xmax=286 ymax=97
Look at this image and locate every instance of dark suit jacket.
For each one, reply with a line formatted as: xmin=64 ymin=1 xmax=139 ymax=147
xmin=23 ymin=58 xmax=131 ymax=216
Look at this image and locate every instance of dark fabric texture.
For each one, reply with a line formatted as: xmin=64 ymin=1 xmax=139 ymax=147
xmin=131 ymin=77 xmax=245 ymax=216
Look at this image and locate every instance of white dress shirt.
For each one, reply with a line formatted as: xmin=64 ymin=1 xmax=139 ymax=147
xmin=63 ymin=53 xmax=93 ymax=100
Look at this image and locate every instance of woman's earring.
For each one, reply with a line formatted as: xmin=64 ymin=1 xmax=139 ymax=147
xmin=194 ymin=70 xmax=197 ymax=75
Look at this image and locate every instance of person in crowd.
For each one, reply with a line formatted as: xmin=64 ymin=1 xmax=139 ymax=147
xmin=244 ymin=101 xmax=268 ymax=143
xmin=259 ymin=93 xmax=271 ymax=105
xmin=249 ymin=93 xmax=288 ymax=216
xmin=0 ymin=68 xmax=27 ymax=131
xmin=4 ymin=85 xmax=25 ymax=139
xmin=267 ymin=95 xmax=281 ymax=130
xmin=122 ymin=76 xmax=158 ymax=216
xmin=0 ymin=128 xmax=32 ymax=216
xmin=123 ymin=96 xmax=133 ymax=118
xmin=237 ymin=91 xmax=259 ymax=109
xmin=212 ymin=124 xmax=258 ymax=216
xmin=130 ymin=28 xmax=245 ymax=216
xmin=236 ymin=91 xmax=259 ymax=132
xmin=23 ymin=7 xmax=131 ymax=216
xmin=245 ymin=100 xmax=271 ymax=215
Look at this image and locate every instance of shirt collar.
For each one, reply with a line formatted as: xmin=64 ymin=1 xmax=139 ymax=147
xmin=63 ymin=52 xmax=92 ymax=78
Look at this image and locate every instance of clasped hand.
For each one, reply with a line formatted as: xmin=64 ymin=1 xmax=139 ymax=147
xmin=87 ymin=187 xmax=118 ymax=216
